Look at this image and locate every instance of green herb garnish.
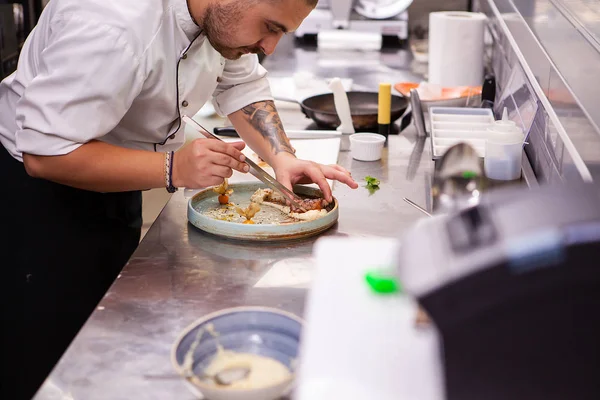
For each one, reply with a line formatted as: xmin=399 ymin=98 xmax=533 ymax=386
xmin=365 ymin=176 xmax=380 ymax=195
xmin=365 ymin=176 xmax=380 ymax=186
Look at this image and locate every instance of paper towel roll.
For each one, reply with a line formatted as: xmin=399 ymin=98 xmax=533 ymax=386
xmin=428 ymin=11 xmax=487 ymax=87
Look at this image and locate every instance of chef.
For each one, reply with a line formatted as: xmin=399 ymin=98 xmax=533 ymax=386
xmin=0 ymin=0 xmax=358 ymax=397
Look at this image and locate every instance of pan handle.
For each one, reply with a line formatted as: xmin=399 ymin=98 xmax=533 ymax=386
xmin=273 ymin=97 xmax=301 ymax=105
xmin=273 ymin=96 xmax=312 ymax=119
xmin=213 ymin=127 xmax=240 ymax=137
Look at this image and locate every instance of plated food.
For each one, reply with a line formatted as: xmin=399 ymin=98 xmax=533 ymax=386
xmin=251 ymin=188 xmax=329 ymax=222
xmin=213 ymin=179 xmax=234 ymax=205
xmin=202 ymin=180 xmax=332 ymax=225
xmin=187 ymin=182 xmax=339 ymax=241
xmin=235 ymin=203 xmax=262 ymax=224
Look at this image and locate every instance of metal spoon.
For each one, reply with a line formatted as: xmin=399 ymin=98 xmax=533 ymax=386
xmin=148 ymin=366 xmax=250 ymax=386
xmin=187 ymin=366 xmax=251 ymax=386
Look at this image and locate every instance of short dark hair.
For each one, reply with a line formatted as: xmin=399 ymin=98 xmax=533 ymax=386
xmin=304 ymin=0 xmax=318 ymax=5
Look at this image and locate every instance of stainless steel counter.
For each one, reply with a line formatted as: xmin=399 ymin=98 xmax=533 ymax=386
xmin=34 ymin=38 xmax=435 ymax=400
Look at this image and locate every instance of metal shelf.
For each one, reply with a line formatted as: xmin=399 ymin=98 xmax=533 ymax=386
xmin=477 ymin=0 xmax=600 ymax=183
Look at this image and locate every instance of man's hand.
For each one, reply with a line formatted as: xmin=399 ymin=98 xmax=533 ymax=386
xmin=228 ymin=100 xmax=358 ymax=201
xmin=172 ymin=139 xmax=249 ymax=189
xmin=272 ymin=153 xmax=358 ymax=202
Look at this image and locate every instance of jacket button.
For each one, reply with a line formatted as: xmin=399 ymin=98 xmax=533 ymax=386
xmin=182 ymin=100 xmax=189 ymax=107
xmin=169 ymin=134 xmax=176 ymax=140
xmin=182 ymin=54 xmax=188 ymax=60
xmin=217 ymin=76 xmax=223 ymax=83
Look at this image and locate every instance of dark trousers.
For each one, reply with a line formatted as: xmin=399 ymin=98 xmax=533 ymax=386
xmin=0 ymin=145 xmax=142 ymax=399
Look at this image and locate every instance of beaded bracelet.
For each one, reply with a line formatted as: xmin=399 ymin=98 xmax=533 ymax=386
xmin=164 ymin=152 xmax=170 ymax=190
xmin=164 ymin=151 xmax=178 ymax=193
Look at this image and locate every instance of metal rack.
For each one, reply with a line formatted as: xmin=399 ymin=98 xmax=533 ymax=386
xmin=476 ymin=0 xmax=600 ymax=184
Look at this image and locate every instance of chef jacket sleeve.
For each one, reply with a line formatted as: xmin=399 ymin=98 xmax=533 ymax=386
xmin=15 ymin=16 xmax=145 ymax=156
xmin=211 ymin=54 xmax=273 ymax=117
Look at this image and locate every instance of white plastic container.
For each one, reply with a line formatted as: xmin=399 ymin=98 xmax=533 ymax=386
xmin=432 ymin=121 xmax=493 ymax=131
xmin=349 ymin=133 xmax=386 ymax=161
xmin=436 ymin=144 xmax=486 ymax=158
xmin=429 ymin=107 xmax=495 ymax=159
xmin=431 ymin=114 xmax=491 ymax=123
xmin=484 ymin=123 xmax=524 ymax=180
xmin=432 ymin=129 xmax=490 ymax=139
xmin=433 ymin=137 xmax=486 ymax=147
xmin=492 ymin=119 xmax=518 ymax=132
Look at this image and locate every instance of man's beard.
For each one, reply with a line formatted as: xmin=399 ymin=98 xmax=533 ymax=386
xmin=201 ymin=2 xmax=262 ymax=60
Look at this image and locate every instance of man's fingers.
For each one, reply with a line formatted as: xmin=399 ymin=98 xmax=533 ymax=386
xmin=206 ymin=175 xmax=226 ymax=187
xmin=206 ymin=140 xmax=246 ymax=162
xmin=212 ymin=166 xmax=234 ymax=179
xmin=229 ymin=141 xmax=247 ymax=152
xmin=212 ymin=152 xmax=249 ymax=173
xmin=305 ymin=166 xmax=332 ymax=202
xmin=273 ymin=172 xmax=295 ymax=205
xmin=275 ymin=170 xmax=293 ymax=192
xmin=328 ymin=164 xmax=352 ymax=176
xmin=215 ymin=141 xmax=249 ymax=173
xmin=323 ymin=165 xmax=358 ymax=189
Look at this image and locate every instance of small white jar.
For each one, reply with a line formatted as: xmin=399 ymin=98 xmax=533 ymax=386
xmin=349 ymin=133 xmax=386 ymax=161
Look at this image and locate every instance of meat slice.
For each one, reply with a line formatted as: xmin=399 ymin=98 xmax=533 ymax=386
xmin=252 ymin=189 xmax=329 ymax=213
xmin=293 ymin=197 xmax=329 ymax=212
xmin=250 ymin=188 xmax=330 ymax=222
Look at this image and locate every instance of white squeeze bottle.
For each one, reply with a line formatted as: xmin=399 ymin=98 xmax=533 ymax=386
xmin=484 ymin=108 xmax=525 ymax=181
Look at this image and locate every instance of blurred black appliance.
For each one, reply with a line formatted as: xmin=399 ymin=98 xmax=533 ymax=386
xmin=397 ymin=182 xmax=600 ymax=400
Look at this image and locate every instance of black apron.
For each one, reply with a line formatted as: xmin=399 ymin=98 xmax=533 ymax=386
xmin=0 ymin=145 xmax=142 ymax=399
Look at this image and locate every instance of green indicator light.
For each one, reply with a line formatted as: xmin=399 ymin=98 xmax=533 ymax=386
xmin=365 ymin=270 xmax=403 ymax=294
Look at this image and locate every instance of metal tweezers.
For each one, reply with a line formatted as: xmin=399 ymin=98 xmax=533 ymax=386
xmin=182 ymin=115 xmax=307 ymax=212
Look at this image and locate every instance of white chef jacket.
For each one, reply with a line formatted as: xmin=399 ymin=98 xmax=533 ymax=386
xmin=0 ymin=0 xmax=273 ymax=162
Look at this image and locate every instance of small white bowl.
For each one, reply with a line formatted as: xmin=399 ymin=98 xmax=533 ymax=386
xmin=349 ymin=133 xmax=386 ymax=161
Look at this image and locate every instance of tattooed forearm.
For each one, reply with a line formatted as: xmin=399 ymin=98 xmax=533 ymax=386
xmin=241 ymin=101 xmax=295 ymax=156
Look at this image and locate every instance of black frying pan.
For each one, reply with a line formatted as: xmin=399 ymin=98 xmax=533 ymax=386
xmin=213 ymin=91 xmax=412 ymax=137
xmin=295 ymin=91 xmax=409 ymax=130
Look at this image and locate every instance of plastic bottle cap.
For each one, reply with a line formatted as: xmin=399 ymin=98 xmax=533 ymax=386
xmin=491 ymin=120 xmax=518 ymax=131
xmin=487 ymin=130 xmax=524 ymax=144
xmin=462 ymin=170 xmax=478 ymax=179
xmin=365 ymin=270 xmax=402 ymax=294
